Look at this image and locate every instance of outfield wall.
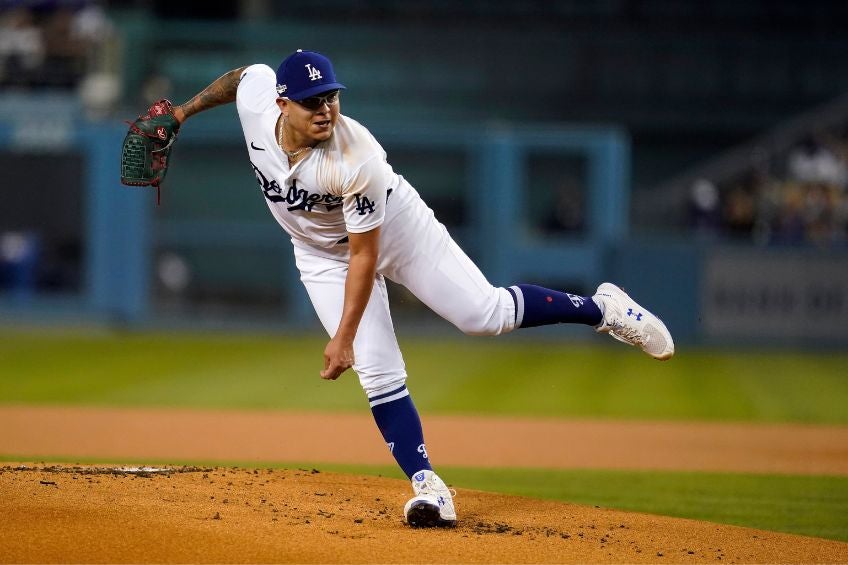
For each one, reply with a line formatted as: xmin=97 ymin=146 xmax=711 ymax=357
xmin=1 ymin=115 xmax=846 ymax=346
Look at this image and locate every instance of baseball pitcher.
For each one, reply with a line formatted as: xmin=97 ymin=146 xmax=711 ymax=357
xmin=121 ymin=49 xmax=674 ymax=528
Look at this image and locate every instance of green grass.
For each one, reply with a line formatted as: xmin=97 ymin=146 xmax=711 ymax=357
xmin=1 ymin=329 xmax=847 ymax=423
xmin=441 ymin=467 xmax=848 ymax=543
xmin=2 ymin=328 xmax=847 ymax=542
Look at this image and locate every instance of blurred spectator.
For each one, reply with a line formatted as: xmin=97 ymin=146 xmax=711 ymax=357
xmin=42 ymin=7 xmax=87 ymax=87
xmin=0 ymin=231 xmax=40 ymax=302
xmin=722 ymin=173 xmax=758 ymax=239
xmin=71 ymin=2 xmax=114 ymax=45
xmin=0 ymin=7 xmax=45 ymax=86
xmin=787 ymin=134 xmax=848 ymax=188
xmin=78 ymin=71 xmax=120 ymax=119
xmin=688 ymin=178 xmax=721 ymax=239
xmin=0 ymin=2 xmax=115 ymax=95
xmin=771 ymin=182 xmax=807 ymax=244
xmin=700 ymin=125 xmax=848 ymax=247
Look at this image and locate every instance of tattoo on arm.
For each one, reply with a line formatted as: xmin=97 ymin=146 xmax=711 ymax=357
xmin=177 ymin=66 xmax=248 ymax=121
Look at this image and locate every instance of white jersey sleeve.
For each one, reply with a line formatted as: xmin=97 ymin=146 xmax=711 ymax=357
xmin=236 ymin=64 xmax=277 ymax=115
xmin=341 ymin=154 xmax=391 ymax=233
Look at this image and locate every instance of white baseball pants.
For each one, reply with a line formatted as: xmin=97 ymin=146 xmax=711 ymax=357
xmin=293 ymin=180 xmax=517 ymax=397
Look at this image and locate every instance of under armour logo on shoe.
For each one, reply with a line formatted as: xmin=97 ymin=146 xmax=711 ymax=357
xmin=627 ymin=308 xmax=643 ymax=321
xmin=437 ymin=496 xmax=445 ymax=506
xmin=414 ymin=472 xmax=426 ymax=482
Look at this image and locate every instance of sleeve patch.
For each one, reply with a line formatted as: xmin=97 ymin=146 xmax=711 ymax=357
xmin=354 ymin=194 xmax=377 ymax=215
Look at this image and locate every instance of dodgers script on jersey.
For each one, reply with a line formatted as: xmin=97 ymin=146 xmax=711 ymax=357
xmin=236 ymin=64 xmax=410 ymax=248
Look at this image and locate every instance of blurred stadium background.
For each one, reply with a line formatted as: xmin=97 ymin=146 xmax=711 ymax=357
xmin=2 ymin=0 xmax=848 ymax=348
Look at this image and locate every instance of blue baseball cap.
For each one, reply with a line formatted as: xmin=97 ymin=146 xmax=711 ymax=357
xmin=275 ymin=49 xmax=346 ymax=100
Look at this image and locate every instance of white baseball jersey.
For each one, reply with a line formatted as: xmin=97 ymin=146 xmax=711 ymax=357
xmin=234 ymin=63 xmax=516 ymax=398
xmin=236 ymin=64 xmax=414 ymax=248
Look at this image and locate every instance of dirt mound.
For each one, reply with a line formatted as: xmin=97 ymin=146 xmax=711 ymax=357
xmin=2 ymin=464 xmax=846 ymax=564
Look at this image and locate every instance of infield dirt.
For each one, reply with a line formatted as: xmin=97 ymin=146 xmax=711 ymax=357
xmin=3 ymin=464 xmax=848 ymax=564
xmin=1 ymin=406 xmax=848 ymax=563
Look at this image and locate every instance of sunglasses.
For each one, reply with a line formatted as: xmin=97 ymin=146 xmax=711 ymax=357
xmin=288 ymin=90 xmax=340 ymax=111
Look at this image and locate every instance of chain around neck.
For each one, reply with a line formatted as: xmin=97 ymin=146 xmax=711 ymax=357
xmin=277 ymin=117 xmax=312 ymax=160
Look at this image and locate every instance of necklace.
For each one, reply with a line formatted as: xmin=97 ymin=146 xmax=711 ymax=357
xmin=277 ymin=117 xmax=312 ymax=160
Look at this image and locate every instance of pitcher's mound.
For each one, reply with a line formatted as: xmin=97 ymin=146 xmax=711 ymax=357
xmin=1 ymin=464 xmax=846 ymax=563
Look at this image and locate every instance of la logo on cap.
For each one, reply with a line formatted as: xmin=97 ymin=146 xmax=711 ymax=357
xmin=275 ymin=49 xmax=346 ymax=99
xmin=305 ymin=63 xmax=322 ymax=81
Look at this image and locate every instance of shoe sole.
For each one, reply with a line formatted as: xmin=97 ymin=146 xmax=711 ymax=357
xmin=405 ymin=500 xmax=457 ymax=528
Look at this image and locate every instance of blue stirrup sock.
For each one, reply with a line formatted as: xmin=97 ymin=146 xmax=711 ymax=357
xmin=508 ymin=284 xmax=602 ymax=328
xmin=369 ymin=385 xmax=432 ymax=479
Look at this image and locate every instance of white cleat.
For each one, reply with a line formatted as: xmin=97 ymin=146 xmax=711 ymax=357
xmin=403 ymin=469 xmax=457 ymax=528
xmin=593 ymin=282 xmax=675 ymax=360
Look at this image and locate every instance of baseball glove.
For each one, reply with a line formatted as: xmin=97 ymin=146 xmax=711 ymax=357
xmin=120 ymin=99 xmax=181 ymax=195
